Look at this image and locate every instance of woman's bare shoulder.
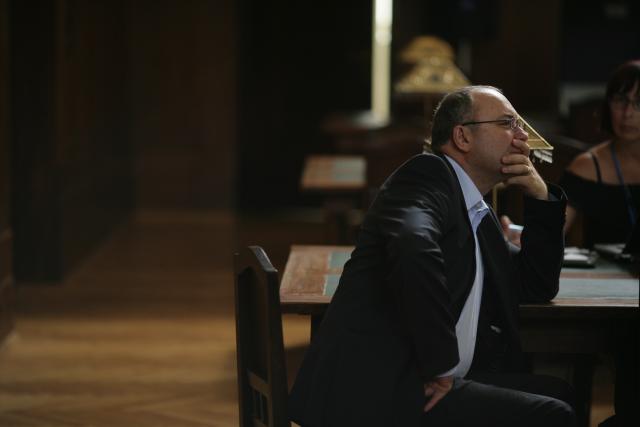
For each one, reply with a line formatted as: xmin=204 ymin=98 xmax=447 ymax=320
xmin=566 ymin=141 xmax=610 ymax=181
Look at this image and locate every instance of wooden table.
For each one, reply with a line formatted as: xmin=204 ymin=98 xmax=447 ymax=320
xmin=300 ymin=155 xmax=366 ymax=194
xmin=280 ymin=244 xmax=639 ymax=345
xmin=281 ymin=244 xmax=638 ymax=310
xmin=300 ymin=156 xmax=367 ymax=244
xmin=280 ymin=245 xmax=639 ymax=426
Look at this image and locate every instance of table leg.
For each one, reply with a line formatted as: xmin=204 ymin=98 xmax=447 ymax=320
xmin=573 ymin=354 xmax=597 ymax=427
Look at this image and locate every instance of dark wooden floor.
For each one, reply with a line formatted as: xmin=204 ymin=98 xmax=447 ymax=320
xmin=0 ymin=209 xmax=614 ymax=426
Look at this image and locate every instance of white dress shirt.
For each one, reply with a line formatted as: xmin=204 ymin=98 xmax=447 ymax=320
xmin=438 ymin=155 xmax=490 ymax=378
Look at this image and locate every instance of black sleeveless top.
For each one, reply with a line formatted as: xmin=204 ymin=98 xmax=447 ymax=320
xmin=559 ymin=153 xmax=640 ymax=247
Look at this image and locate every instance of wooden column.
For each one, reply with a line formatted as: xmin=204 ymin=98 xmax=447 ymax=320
xmin=10 ymin=0 xmax=132 ymax=282
xmin=0 ymin=0 xmax=14 ymax=341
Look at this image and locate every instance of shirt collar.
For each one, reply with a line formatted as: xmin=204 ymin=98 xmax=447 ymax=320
xmin=444 ymin=155 xmax=484 ymax=212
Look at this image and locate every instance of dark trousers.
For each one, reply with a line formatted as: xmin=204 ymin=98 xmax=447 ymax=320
xmin=421 ymin=372 xmax=576 ymax=427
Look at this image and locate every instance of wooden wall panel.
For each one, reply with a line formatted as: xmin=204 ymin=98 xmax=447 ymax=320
xmin=10 ymin=0 xmax=61 ymax=280
xmin=56 ymin=0 xmax=133 ymax=273
xmin=131 ymin=0 xmax=236 ymax=209
xmin=0 ymin=0 xmax=8 ymax=234
xmin=10 ymin=0 xmax=133 ymax=281
xmin=0 ymin=0 xmax=13 ymax=340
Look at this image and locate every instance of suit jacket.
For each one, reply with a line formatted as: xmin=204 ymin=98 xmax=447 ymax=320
xmin=289 ymin=153 xmax=566 ymax=427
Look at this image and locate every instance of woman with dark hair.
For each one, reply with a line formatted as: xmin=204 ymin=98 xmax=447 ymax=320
xmin=560 ymin=60 xmax=640 ymax=245
xmin=560 ymin=60 xmax=639 ymax=427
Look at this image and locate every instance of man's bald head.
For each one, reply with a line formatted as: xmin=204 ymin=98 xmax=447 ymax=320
xmin=429 ymin=85 xmax=502 ymax=153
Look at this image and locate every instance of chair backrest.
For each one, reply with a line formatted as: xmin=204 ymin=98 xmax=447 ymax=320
xmin=234 ymin=246 xmax=289 ymax=427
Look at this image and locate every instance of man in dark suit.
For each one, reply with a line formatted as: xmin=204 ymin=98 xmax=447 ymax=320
xmin=289 ymin=86 xmax=576 ymax=427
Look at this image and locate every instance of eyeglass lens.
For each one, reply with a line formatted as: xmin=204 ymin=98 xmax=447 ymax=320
xmin=610 ymin=94 xmax=640 ymax=111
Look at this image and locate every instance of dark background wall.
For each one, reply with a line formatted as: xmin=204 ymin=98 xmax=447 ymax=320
xmin=3 ymin=0 xmax=638 ymax=284
xmin=235 ymin=0 xmax=372 ymax=210
xmin=235 ymin=0 xmax=639 ymax=210
xmin=560 ymin=0 xmax=640 ymax=82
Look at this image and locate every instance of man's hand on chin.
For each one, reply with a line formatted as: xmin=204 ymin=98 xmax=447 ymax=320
xmin=424 ymin=375 xmax=454 ymax=412
xmin=500 ymin=139 xmax=548 ymax=200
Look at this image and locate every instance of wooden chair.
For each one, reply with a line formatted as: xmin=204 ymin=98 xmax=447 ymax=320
xmin=234 ymin=246 xmax=289 ymax=427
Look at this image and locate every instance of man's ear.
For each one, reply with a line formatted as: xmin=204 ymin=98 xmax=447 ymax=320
xmin=451 ymin=125 xmax=472 ymax=153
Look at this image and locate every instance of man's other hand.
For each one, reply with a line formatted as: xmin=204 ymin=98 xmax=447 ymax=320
xmin=424 ymin=376 xmax=454 ymax=412
xmin=500 ymin=215 xmax=522 ymax=247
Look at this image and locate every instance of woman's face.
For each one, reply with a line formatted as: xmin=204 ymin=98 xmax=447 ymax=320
xmin=610 ymin=81 xmax=640 ymax=142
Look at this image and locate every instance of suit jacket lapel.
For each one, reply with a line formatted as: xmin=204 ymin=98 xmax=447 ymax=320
xmin=476 ymin=210 xmax=520 ymax=331
xmin=440 ymin=156 xmax=474 ymax=248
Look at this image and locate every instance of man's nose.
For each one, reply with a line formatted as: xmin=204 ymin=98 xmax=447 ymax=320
xmin=515 ymin=127 xmax=529 ymax=141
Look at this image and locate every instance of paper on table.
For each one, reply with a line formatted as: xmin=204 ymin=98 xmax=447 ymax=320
xmin=563 ymin=247 xmax=598 ymax=268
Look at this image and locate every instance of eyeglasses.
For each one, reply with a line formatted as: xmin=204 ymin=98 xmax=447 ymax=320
xmin=609 ymin=93 xmax=640 ymax=111
xmin=461 ymin=116 xmax=525 ymax=131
